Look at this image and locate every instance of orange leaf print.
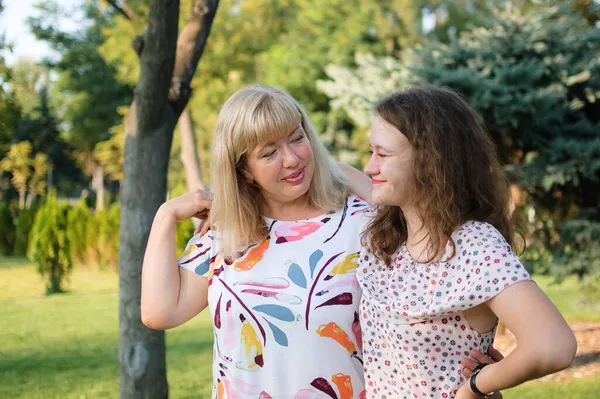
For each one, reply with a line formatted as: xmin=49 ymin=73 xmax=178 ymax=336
xmin=233 ymin=239 xmax=270 ymax=272
xmin=316 ymin=322 xmax=357 ymax=355
xmin=332 ymin=373 xmax=353 ymax=399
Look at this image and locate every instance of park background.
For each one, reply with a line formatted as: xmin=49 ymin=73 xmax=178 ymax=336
xmin=0 ymin=0 xmax=599 ymax=398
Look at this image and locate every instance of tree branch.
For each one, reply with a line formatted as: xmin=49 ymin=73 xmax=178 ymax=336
xmin=104 ymin=0 xmax=135 ymax=20
xmin=168 ymin=0 xmax=220 ymax=112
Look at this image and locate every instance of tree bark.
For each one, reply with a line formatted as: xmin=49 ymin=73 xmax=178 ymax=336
xmin=118 ymin=1 xmax=219 ymax=398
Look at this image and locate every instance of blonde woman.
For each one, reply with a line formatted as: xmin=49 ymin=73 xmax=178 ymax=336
xmin=141 ymin=85 xmax=371 ymax=398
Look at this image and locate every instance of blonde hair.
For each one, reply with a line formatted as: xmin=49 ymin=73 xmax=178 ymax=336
xmin=210 ymin=84 xmax=351 ymax=258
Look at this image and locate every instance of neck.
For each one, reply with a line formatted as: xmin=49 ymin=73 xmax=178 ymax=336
xmin=260 ymin=193 xmax=317 ymax=221
xmin=402 ymin=203 xmax=431 ymax=261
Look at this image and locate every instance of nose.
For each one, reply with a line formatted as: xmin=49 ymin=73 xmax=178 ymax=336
xmin=281 ymin=143 xmax=300 ymax=169
xmin=364 ymin=153 xmax=379 ymax=176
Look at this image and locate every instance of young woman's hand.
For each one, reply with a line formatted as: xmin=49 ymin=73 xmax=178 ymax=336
xmin=159 ymin=189 xmax=212 ymax=222
xmin=457 ymin=345 xmax=504 ymax=399
xmin=455 ymin=382 xmax=503 ymax=399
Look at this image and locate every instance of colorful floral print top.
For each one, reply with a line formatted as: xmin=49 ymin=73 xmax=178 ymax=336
xmin=179 ymin=196 xmax=370 ymax=399
xmin=357 ymin=221 xmax=532 ymax=399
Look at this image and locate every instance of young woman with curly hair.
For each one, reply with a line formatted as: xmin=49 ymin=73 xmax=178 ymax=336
xmin=358 ymin=86 xmax=576 ymax=399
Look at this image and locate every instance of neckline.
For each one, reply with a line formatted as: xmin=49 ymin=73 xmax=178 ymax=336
xmin=399 ymin=239 xmax=455 ymax=265
xmin=263 ymin=210 xmax=331 ymax=224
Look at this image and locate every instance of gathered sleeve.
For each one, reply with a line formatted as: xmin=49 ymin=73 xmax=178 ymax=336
xmin=177 ymin=232 xmax=215 ymax=278
xmin=435 ymin=221 xmax=532 ymax=314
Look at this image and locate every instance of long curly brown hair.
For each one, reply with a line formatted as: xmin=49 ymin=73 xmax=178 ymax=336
xmin=363 ymin=86 xmax=514 ymax=267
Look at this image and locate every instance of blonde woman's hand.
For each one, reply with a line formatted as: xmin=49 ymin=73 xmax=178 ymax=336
xmin=158 ymin=189 xmax=212 ymax=222
xmin=461 ymin=345 xmax=504 ymax=378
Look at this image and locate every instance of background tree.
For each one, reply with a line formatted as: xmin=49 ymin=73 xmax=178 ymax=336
xmin=0 ymin=141 xmax=33 ymax=209
xmin=29 ymin=0 xmax=133 ymax=208
xmin=102 ymin=0 xmax=220 ymax=397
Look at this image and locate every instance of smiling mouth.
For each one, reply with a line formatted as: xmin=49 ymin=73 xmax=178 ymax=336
xmin=283 ymin=168 xmax=305 ymax=183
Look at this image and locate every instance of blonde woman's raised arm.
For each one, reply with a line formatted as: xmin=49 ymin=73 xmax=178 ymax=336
xmin=338 ymin=162 xmax=372 ymax=204
xmin=141 ymin=190 xmax=212 ymax=330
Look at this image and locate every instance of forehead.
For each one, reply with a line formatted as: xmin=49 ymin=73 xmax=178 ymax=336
xmin=370 ymin=117 xmax=410 ymax=149
xmin=238 ymin=98 xmax=302 ymax=154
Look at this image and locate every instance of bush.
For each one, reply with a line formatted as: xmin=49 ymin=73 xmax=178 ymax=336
xmin=13 ymin=206 xmax=38 ymax=256
xmin=67 ymin=198 xmax=92 ymax=265
xmin=86 ymin=209 xmax=104 ymax=267
xmin=28 ymin=192 xmax=72 ymax=294
xmin=0 ymin=203 xmax=15 ymax=255
xmin=98 ymin=203 xmax=120 ymax=269
xmin=176 ymin=218 xmax=196 ymax=255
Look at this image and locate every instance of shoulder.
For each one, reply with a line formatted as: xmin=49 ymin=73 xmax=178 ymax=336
xmin=452 ymin=221 xmax=510 ymax=251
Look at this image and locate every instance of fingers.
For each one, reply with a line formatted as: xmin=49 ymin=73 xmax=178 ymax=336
xmin=200 ymin=220 xmax=211 ymax=235
xmin=470 ymin=349 xmax=493 ymax=365
xmin=487 ymin=345 xmax=505 ymax=362
xmin=461 ymin=357 xmax=479 ymax=377
xmin=192 ymin=191 xmax=212 ymax=211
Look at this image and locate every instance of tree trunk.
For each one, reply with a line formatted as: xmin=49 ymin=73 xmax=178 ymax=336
xmin=92 ymin=164 xmax=105 ymax=210
xmin=179 ymin=105 xmax=204 ymax=191
xmin=117 ymin=1 xmax=219 ymax=398
xmin=25 ymin=191 xmax=34 ymax=209
xmin=18 ymin=186 xmax=26 ymax=209
xmin=179 ymin=106 xmax=204 ymax=229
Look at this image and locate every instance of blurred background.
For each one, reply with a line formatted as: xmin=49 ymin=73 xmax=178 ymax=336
xmin=0 ymin=0 xmax=599 ymax=398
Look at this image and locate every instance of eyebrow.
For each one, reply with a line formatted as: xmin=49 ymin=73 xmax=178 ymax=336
xmin=258 ymin=124 xmax=302 ymax=151
xmin=369 ymin=143 xmax=391 ymax=151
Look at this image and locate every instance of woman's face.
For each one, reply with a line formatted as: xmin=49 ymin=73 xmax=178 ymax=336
xmin=244 ymin=124 xmax=314 ymax=206
xmin=364 ymin=116 xmax=416 ymax=208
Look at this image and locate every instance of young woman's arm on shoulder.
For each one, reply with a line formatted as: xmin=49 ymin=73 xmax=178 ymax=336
xmin=141 ymin=191 xmax=212 ymax=330
xmin=338 ymin=162 xmax=372 ymax=204
xmin=460 ymin=280 xmax=576 ymax=397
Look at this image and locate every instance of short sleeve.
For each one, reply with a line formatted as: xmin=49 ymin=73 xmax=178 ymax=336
xmin=441 ymin=221 xmax=532 ymax=312
xmin=178 ymin=231 xmax=214 ymax=278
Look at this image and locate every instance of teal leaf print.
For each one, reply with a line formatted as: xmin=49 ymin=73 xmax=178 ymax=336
xmin=315 ymin=292 xmax=353 ymax=309
xmin=288 ymin=262 xmax=307 ymax=288
xmin=253 ymin=304 xmax=296 ymax=322
xmin=309 ymin=250 xmax=323 ymax=278
xmin=264 ymin=319 xmax=288 ymax=347
xmin=194 ymin=258 xmax=210 ymax=276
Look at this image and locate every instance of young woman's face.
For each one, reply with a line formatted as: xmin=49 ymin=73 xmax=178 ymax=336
xmin=244 ymin=124 xmax=314 ymax=206
xmin=364 ymin=116 xmax=416 ymax=207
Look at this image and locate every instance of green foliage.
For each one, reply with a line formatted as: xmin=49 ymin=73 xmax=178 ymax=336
xmin=176 ymin=219 xmax=195 ymax=256
xmin=67 ymin=198 xmax=91 ymax=264
xmin=13 ymin=206 xmax=38 ymax=256
xmin=98 ymin=203 xmax=120 ymax=269
xmin=87 ymin=208 xmax=105 ymax=267
xmin=27 ymin=191 xmax=72 ymax=294
xmin=0 ymin=202 xmax=15 ymax=255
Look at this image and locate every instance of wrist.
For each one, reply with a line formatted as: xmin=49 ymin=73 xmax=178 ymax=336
xmin=470 ymin=363 xmax=496 ymax=398
xmin=156 ymin=204 xmax=178 ymax=223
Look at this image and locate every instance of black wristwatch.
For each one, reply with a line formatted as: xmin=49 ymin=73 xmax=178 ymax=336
xmin=470 ymin=363 xmax=496 ymax=398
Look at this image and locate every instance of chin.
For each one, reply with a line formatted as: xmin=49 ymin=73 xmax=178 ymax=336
xmin=372 ymin=193 xmax=399 ymax=207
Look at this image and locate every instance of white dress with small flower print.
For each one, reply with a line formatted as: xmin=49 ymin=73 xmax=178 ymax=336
xmin=357 ymin=221 xmax=532 ymax=399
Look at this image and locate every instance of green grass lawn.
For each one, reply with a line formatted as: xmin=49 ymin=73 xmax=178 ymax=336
xmin=0 ymin=256 xmax=597 ymax=398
